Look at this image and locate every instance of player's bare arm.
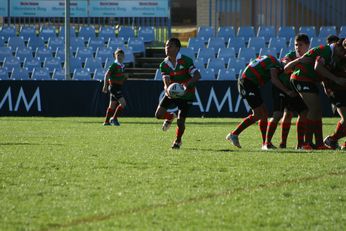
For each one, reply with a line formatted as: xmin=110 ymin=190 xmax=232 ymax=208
xmin=314 ymin=59 xmax=346 ymax=86
xmin=102 ymin=70 xmax=110 ymax=93
xmin=270 ymin=68 xmax=296 ymax=97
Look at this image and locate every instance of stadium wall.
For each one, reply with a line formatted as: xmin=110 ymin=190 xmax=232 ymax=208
xmin=0 ymin=81 xmax=333 ymax=117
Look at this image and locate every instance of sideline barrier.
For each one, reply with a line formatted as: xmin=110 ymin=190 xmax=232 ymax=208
xmin=0 ymin=80 xmax=333 ymax=117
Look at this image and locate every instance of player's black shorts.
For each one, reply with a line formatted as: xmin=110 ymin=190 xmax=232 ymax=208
xmin=159 ymin=95 xmax=192 ymax=118
xmin=109 ymin=84 xmax=124 ymax=101
xmin=328 ymin=90 xmax=346 ymax=108
xmin=272 ymin=85 xmax=307 ymax=114
xmin=290 ymin=79 xmax=319 ymax=94
xmin=238 ymin=78 xmax=263 ymax=109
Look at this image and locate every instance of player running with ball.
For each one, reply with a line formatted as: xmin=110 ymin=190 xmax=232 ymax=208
xmin=155 ymin=38 xmax=201 ymax=149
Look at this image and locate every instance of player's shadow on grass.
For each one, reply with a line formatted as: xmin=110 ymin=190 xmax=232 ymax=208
xmin=184 ymin=147 xmax=235 ymax=152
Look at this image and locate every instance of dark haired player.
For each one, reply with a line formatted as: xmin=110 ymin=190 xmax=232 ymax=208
xmin=155 ymin=38 xmax=201 ymax=149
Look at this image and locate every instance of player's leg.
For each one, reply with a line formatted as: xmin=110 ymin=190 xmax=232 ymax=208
xmin=171 ymin=100 xmax=192 ymax=149
xmin=155 ymin=96 xmax=176 ymax=131
xmin=104 ymin=97 xmax=118 ymax=125
xmin=227 ymin=78 xmax=266 ymax=148
xmin=279 ymin=110 xmax=292 ymax=148
xmin=110 ymin=97 xmax=126 ymax=126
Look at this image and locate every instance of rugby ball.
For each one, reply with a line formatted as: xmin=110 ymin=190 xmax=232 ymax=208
xmin=167 ymin=83 xmax=185 ymax=98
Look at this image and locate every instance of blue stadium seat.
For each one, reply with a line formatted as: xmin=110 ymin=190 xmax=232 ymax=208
xmin=318 ymin=26 xmax=337 ymax=38
xmin=268 ymin=37 xmax=287 ymax=49
xmin=78 ymin=25 xmax=96 ymax=40
xmin=59 ymin=25 xmax=76 ymax=38
xmin=128 ymin=37 xmax=146 ymax=56
xmin=52 ymin=68 xmax=67 ymax=80
xmin=54 ymin=47 xmax=75 ymax=60
xmin=39 ymin=25 xmax=57 ymax=42
xmin=0 ymin=37 xmax=4 ymax=47
xmin=31 ymin=67 xmax=51 ymax=80
xmin=217 ymin=26 xmax=235 ymax=40
xmin=98 ymin=26 xmax=116 ymax=41
xmin=15 ymin=47 xmax=34 ymax=62
xmin=35 ymin=47 xmax=53 ymax=60
xmin=0 ymin=47 xmax=14 ymax=62
xmin=278 ymin=26 xmax=295 ymax=40
xmin=66 ymin=56 xmax=83 ymax=71
xmin=93 ymin=69 xmax=106 ymax=81
xmin=118 ymin=26 xmax=135 ymax=40
xmin=227 ymin=58 xmax=246 ymax=73
xmin=257 ymin=26 xmax=276 ymax=43
xmin=247 ymin=36 xmax=266 ymax=54
xmin=87 ymin=37 xmax=105 ymax=52
xmin=27 ymin=36 xmax=45 ymax=50
xmin=187 ymin=37 xmax=205 ymax=54
xmin=299 ymin=26 xmax=316 ymax=38
xmin=206 ymin=58 xmax=225 ymax=73
xmin=153 ymin=69 xmax=162 ymax=80
xmin=196 ymin=26 xmax=214 ymax=41
xmin=3 ymin=56 xmax=21 ymax=71
xmin=237 ymin=26 xmax=255 ymax=40
xmin=7 ymin=36 xmax=26 ymax=49
xmin=23 ymin=57 xmax=41 ymax=72
xmin=237 ymin=47 xmax=256 ymax=63
xmin=70 ymin=37 xmax=86 ymax=51
xmin=10 ymin=67 xmax=30 ymax=80
xmin=43 ymin=57 xmax=62 ymax=72
xmin=95 ymin=47 xmax=114 ymax=63
xmin=0 ymin=26 xmax=16 ymax=40
xmin=339 ymin=26 xmax=346 ymax=38
xmin=138 ymin=26 xmax=155 ymax=43
xmin=107 ymin=37 xmax=126 ymax=50
xmin=123 ymin=48 xmax=135 ymax=64
xmin=199 ymin=68 xmax=215 ymax=80
xmin=84 ymin=57 xmax=103 ymax=72
xmin=197 ymin=47 xmax=215 ymax=64
xmin=217 ymin=68 xmax=236 ymax=80
xmin=227 ymin=37 xmax=246 ymax=52
xmin=217 ymin=47 xmax=236 ymax=64
xmin=75 ymin=47 xmax=93 ymax=61
xmin=259 ymin=47 xmax=278 ymax=58
xmin=19 ymin=25 xmax=37 ymax=42
xmin=310 ymin=37 xmax=324 ymax=48
xmin=193 ymin=58 xmax=206 ymax=70
xmin=0 ymin=67 xmax=9 ymax=80
xmin=47 ymin=37 xmax=64 ymax=50
xmin=179 ymin=47 xmax=195 ymax=59
xmin=73 ymin=68 xmax=91 ymax=80
xmin=207 ymin=37 xmax=225 ymax=51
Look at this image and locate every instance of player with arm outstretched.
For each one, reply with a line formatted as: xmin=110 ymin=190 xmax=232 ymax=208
xmin=155 ymin=38 xmax=201 ymax=149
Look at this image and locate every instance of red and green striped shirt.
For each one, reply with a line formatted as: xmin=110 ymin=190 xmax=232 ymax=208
xmin=160 ymin=53 xmax=197 ymax=100
xmin=241 ymin=55 xmax=282 ymax=86
xmin=108 ymin=61 xmax=126 ymax=83
xmin=279 ymin=51 xmax=298 ymax=88
xmin=291 ymin=44 xmax=334 ymax=82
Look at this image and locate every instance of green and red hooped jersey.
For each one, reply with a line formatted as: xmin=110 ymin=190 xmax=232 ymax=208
xmin=241 ymin=55 xmax=283 ymax=86
xmin=279 ymin=51 xmax=298 ymax=88
xmin=291 ymin=44 xmax=334 ymax=82
xmin=108 ymin=61 xmax=126 ymax=83
xmin=160 ymin=53 xmax=198 ymax=100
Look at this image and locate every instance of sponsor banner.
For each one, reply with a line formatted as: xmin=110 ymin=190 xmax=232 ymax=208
xmin=89 ymin=0 xmax=169 ymax=17
xmin=8 ymin=0 xmax=168 ymax=17
xmin=0 ymin=0 xmax=8 ymax=16
xmin=10 ymin=0 xmax=88 ymax=17
xmin=0 ymin=80 xmax=333 ymax=117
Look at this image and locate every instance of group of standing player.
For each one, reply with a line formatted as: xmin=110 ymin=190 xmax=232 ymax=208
xmin=101 ymin=34 xmax=346 ymax=150
xmin=227 ymin=34 xmax=346 ymax=150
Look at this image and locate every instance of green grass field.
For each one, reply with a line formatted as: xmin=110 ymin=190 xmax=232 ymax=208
xmin=1 ymin=117 xmax=346 ymax=230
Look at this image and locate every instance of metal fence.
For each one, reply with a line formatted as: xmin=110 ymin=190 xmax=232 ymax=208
xmin=211 ymin=0 xmax=346 ymax=33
